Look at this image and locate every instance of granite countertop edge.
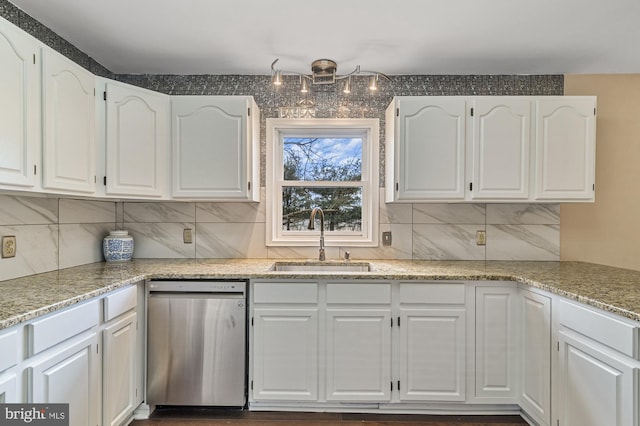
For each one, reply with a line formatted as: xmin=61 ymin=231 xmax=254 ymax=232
xmin=2 ymin=259 xmax=640 ymax=330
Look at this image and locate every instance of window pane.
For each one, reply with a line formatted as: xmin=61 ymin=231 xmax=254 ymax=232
xmin=282 ymin=186 xmax=363 ymax=232
xmin=283 ymin=137 xmax=362 ymax=182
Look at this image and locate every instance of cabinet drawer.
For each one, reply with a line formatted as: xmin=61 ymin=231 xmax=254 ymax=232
xmin=399 ymin=282 xmax=466 ymax=304
xmin=253 ymin=283 xmax=317 ymax=304
xmin=27 ymin=299 xmax=99 ymax=356
xmin=559 ymin=299 xmax=639 ymax=359
xmin=0 ymin=330 xmax=18 ymax=373
xmin=327 ymin=283 xmax=391 ymax=304
xmin=104 ymin=285 xmax=138 ymax=322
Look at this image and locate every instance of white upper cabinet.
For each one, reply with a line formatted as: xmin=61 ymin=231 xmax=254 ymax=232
xmin=470 ymin=98 xmax=531 ymax=200
xmin=386 ymin=97 xmax=466 ymax=201
xmin=0 ymin=17 xmax=40 ymax=188
xmin=171 ymin=96 xmax=259 ymax=201
xmin=42 ymin=47 xmax=96 ymax=194
xmin=386 ymin=96 xmax=596 ymax=203
xmin=534 ymin=97 xmax=596 ymax=201
xmin=104 ymin=81 xmax=169 ymax=198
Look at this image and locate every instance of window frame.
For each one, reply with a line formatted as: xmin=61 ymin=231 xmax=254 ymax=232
xmin=266 ymin=118 xmax=379 ymax=247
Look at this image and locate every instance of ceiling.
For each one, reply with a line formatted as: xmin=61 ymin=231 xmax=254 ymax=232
xmin=8 ymin=0 xmax=640 ymax=76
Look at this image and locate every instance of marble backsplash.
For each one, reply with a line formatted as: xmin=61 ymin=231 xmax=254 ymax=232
xmin=0 ymin=192 xmax=559 ymax=281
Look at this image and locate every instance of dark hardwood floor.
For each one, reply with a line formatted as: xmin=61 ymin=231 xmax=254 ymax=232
xmin=131 ymin=408 xmax=528 ymax=425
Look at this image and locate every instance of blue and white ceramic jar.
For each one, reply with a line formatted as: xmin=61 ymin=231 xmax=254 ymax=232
xmin=103 ymin=230 xmax=134 ymax=262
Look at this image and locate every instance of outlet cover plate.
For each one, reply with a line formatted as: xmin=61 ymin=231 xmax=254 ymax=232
xmin=183 ymin=228 xmax=193 ymax=244
xmin=2 ymin=236 xmax=16 ymax=258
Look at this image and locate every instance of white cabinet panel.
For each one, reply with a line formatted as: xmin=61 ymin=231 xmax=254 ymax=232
xmin=387 ymin=97 xmax=466 ymax=201
xmin=42 ymin=48 xmax=95 ymax=193
xmin=0 ymin=17 xmax=39 ymax=188
xmin=29 ymin=332 xmax=101 ymax=426
xmin=105 ymin=81 xmax=168 ymax=197
xmin=474 ymin=286 xmax=518 ymax=402
xmin=398 ymin=308 xmax=465 ymax=401
xmin=557 ymin=329 xmax=638 ymax=426
xmin=0 ymin=372 xmax=18 ymax=403
xmin=103 ymin=311 xmax=137 ymax=426
xmin=520 ymin=290 xmax=551 ymax=426
xmin=471 ymin=99 xmax=531 ymax=199
xmin=171 ymin=96 xmax=259 ymax=200
xmin=534 ymin=97 xmax=596 ymax=200
xmin=252 ymin=308 xmax=319 ymax=401
xmin=326 ymin=309 xmax=391 ymax=401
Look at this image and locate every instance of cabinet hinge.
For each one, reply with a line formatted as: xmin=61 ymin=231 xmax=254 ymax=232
xmin=103 ymin=91 xmax=107 ymax=101
xmin=469 ymin=182 xmax=473 ymax=191
xmin=470 ymin=107 xmax=474 ymax=117
xmin=390 ymin=381 xmax=393 ymax=391
xmin=96 ymin=343 xmax=99 ymax=354
xmin=248 ymin=107 xmax=251 ymax=116
xmin=395 ymin=182 xmax=399 ymax=192
xmin=557 ymin=420 xmax=559 ymax=426
xmin=33 ymin=53 xmax=36 ymax=64
xmin=557 ymin=341 xmax=560 ymax=351
xmin=396 ymin=108 xmax=399 ymax=117
xmin=397 ymin=380 xmax=400 ymax=391
xmin=103 ymin=176 xmax=107 ymax=186
xmin=593 ymin=183 xmax=595 ymax=191
xmin=33 ymin=164 xmax=37 ymax=175
xmin=251 ymin=317 xmax=254 ymax=326
xmin=250 ymin=380 xmax=254 ymax=390
xmin=94 ymin=175 xmax=97 ymax=183
xmin=397 ymin=317 xmax=400 ymax=327
xmin=391 ymin=318 xmax=393 ymax=328
xmin=594 ymin=107 xmax=596 ymax=116
xmin=248 ymin=181 xmax=251 ymax=191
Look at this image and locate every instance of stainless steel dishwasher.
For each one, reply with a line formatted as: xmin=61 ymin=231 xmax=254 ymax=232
xmin=147 ymin=280 xmax=247 ymax=407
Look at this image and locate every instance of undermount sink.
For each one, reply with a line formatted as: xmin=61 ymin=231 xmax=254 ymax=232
xmin=270 ymin=261 xmax=372 ymax=273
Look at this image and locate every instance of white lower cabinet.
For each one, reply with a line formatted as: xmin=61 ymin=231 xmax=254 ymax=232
xmin=554 ymin=299 xmax=640 ymax=426
xmin=557 ymin=329 xmax=638 ymax=426
xmin=29 ymin=332 xmax=101 ymax=426
xmin=103 ymin=311 xmax=137 ymax=426
xmin=325 ymin=308 xmax=391 ymax=401
xmin=519 ymin=289 xmax=551 ymax=426
xmin=474 ymin=285 xmax=518 ymax=403
xmin=0 ymin=371 xmax=18 ymax=402
xmin=252 ymin=308 xmax=319 ymax=401
xmin=398 ymin=282 xmax=466 ymax=402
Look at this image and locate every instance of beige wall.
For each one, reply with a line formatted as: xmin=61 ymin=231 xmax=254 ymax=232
xmin=561 ymin=74 xmax=640 ymax=270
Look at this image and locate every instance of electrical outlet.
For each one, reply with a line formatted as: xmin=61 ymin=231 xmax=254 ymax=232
xmin=476 ymin=230 xmax=486 ymax=246
xmin=382 ymin=231 xmax=392 ymax=246
xmin=2 ymin=236 xmax=16 ymax=258
xmin=183 ymin=228 xmax=193 ymax=244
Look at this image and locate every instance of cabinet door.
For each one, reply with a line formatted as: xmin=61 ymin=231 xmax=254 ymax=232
xmin=103 ymin=311 xmax=137 ymax=426
xmin=42 ymin=48 xmax=95 ymax=193
xmin=0 ymin=18 xmax=39 ymax=188
xmin=326 ymin=309 xmax=391 ymax=401
xmin=471 ymin=99 xmax=531 ymax=200
xmin=395 ymin=98 xmax=466 ymax=200
xmin=0 ymin=372 xmax=18 ymax=403
xmin=172 ymin=96 xmax=255 ymax=199
xmin=520 ymin=290 xmax=551 ymax=426
xmin=252 ymin=308 xmax=318 ymax=401
xmin=474 ymin=286 xmax=518 ymax=402
xmin=29 ymin=332 xmax=100 ymax=426
xmin=557 ymin=329 xmax=638 ymax=426
xmin=105 ymin=82 xmax=168 ymax=197
xmin=398 ymin=308 xmax=465 ymax=401
xmin=534 ymin=98 xmax=596 ymax=200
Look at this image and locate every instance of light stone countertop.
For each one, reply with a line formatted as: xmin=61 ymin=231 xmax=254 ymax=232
xmin=2 ymin=259 xmax=640 ymax=330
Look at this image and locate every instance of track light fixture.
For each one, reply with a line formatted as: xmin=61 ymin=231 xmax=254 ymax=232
xmin=270 ymin=58 xmax=389 ymax=94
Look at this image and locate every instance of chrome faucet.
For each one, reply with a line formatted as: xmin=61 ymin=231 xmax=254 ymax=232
xmin=308 ymin=207 xmax=325 ymax=261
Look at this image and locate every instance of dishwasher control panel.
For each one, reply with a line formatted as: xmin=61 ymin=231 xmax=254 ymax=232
xmin=148 ymin=280 xmax=246 ymax=293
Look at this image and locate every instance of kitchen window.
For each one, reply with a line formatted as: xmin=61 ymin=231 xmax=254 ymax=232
xmin=266 ymin=119 xmax=379 ymax=247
